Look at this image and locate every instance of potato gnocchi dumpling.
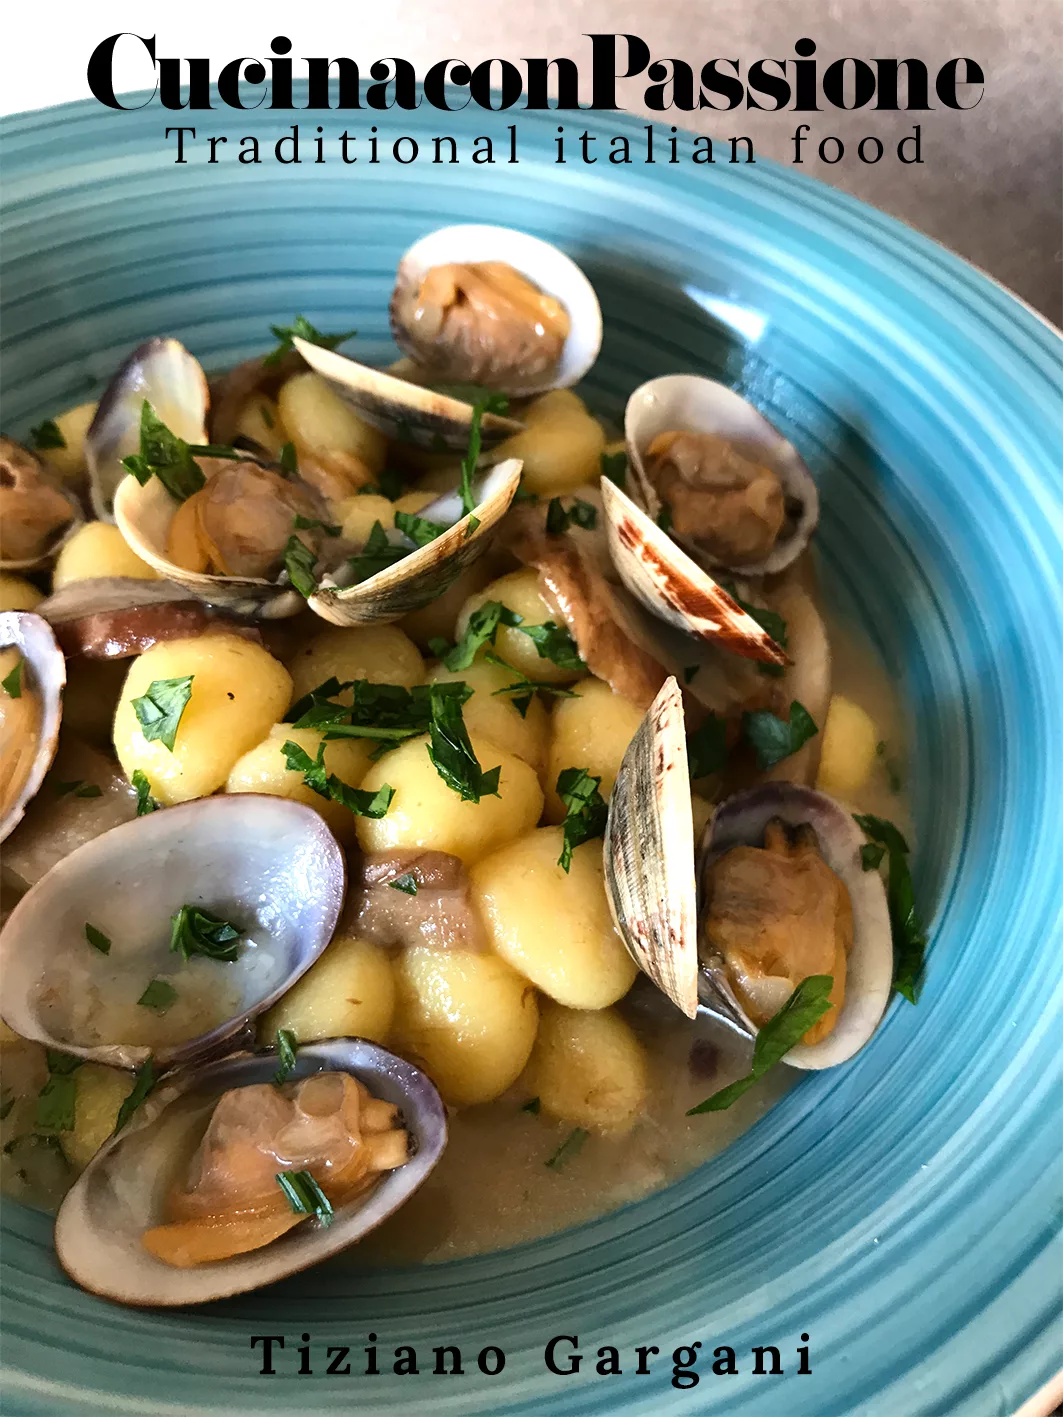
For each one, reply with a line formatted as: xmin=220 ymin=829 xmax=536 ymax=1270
xmin=489 ymin=389 xmax=605 ymax=497
xmin=62 ymin=1063 xmax=136 ymax=1171
xmin=471 ymin=826 xmax=638 ymax=1009
xmin=113 ymin=634 xmax=292 ymax=805
xmin=393 ymin=945 xmax=538 ymax=1107
xmin=257 ymin=936 xmax=395 ymax=1046
xmin=543 ymin=677 xmax=644 ymax=822
xmin=401 ymin=557 xmax=496 ymax=651
xmin=355 ymin=732 xmax=544 ymax=865
xmin=233 ymin=395 xmax=288 ymax=458
xmin=526 ymin=1001 xmax=649 ymax=1134
xmin=52 ymin=522 xmax=159 ymax=589
xmin=339 ymin=493 xmax=397 ymax=547
xmin=0 ymin=573 xmax=44 ymax=611
xmin=457 ymin=567 xmax=583 ymax=685
xmin=428 ymin=656 xmax=549 ymax=775
xmin=278 ymin=371 xmax=387 ymax=479
xmin=224 ymin=723 xmax=374 ymax=843
xmin=287 ymin=623 xmax=424 ymax=706
xmin=816 ymin=693 xmax=879 ymax=799
xmin=41 ymin=401 xmax=97 ymax=482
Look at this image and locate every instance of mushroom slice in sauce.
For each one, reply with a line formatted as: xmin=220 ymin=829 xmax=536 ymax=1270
xmin=347 ymin=850 xmax=488 ymax=952
xmin=37 ymin=578 xmax=263 ymax=659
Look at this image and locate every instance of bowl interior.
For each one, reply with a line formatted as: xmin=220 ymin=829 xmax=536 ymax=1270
xmin=2 ymin=98 xmax=1061 ymax=1417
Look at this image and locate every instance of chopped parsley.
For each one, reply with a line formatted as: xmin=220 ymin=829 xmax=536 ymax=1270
xmin=283 ymin=534 xmax=318 ymax=598
xmin=357 ymin=467 xmax=405 ymax=500
xmin=347 ymin=521 xmax=410 ymax=582
xmin=273 ymin=1028 xmax=298 ymax=1085
xmin=131 ymin=769 xmax=158 ymax=815
xmin=687 ymin=974 xmax=835 ymax=1112
xmin=278 ymin=441 xmax=299 ymax=477
xmin=394 ymin=509 xmax=446 ymax=548
xmin=35 ymin=1052 xmax=83 ymax=1134
xmin=54 ymin=780 xmax=102 ymax=799
xmin=30 ymin=418 xmax=66 ymax=451
xmin=600 ymin=449 xmax=628 ymax=489
xmin=426 ymin=685 xmax=500 ymax=802
xmin=521 ymin=1096 xmax=541 ymax=1115
xmin=281 ymin=738 xmax=394 ymax=818
xmin=260 ymin=404 xmax=275 ymax=430
xmin=121 ymin=402 xmax=206 ymax=503
xmin=137 ymin=979 xmax=178 ymax=1014
xmin=555 ymin=768 xmax=608 ymax=872
xmin=293 ymin=515 xmax=341 ymax=537
xmin=687 ymin=713 xmax=728 ymax=780
xmin=516 ymin=621 xmax=585 ymax=672
xmin=131 ymin=675 xmax=194 ymax=752
xmin=390 ymin=873 xmax=418 ymax=896
xmin=861 ymin=843 xmax=886 ymax=872
xmin=2 ymin=659 xmax=22 ymax=698
xmin=114 ymin=1059 xmax=156 ymax=1134
xmin=545 ymin=1127 xmax=589 ymax=1170
xmin=433 ymin=600 xmax=523 ymax=672
xmin=483 ymin=650 xmax=577 ymax=718
xmin=545 ymin=497 xmax=598 ymax=534
xmin=169 ymin=905 xmax=242 ymax=963
xmin=276 ymin=1168 xmax=334 ymax=1224
xmin=656 ymin=503 xmax=674 ymax=532
xmin=458 ymin=402 xmax=493 ymax=517
xmin=264 ymin=315 xmax=357 ymax=367
xmin=430 ymin=384 xmax=510 ymax=414
xmin=854 ymin=814 xmax=927 ymax=1003
xmin=84 ymin=923 xmax=111 ymax=955
xmin=742 ymin=700 xmax=818 ymax=770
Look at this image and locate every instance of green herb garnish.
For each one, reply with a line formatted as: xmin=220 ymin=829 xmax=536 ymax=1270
xmin=35 ymin=1052 xmax=83 ymax=1134
xmin=281 ymin=739 xmax=394 ymax=817
xmin=430 ymin=384 xmax=509 ymax=414
xmin=260 ymin=404 xmax=274 ymax=430
xmin=861 ymin=843 xmax=886 ymax=872
xmin=555 ymin=768 xmax=608 ymax=872
xmin=114 ymin=1059 xmax=156 ymax=1134
xmin=600 ymin=450 xmax=628 ymax=489
xmin=121 ymin=402 xmax=206 ymax=503
xmin=55 ymin=780 xmax=102 ymax=799
xmin=2 ymin=659 xmax=22 ymax=698
xmin=521 ymin=1096 xmax=541 ymax=1115
xmin=876 ymin=740 xmax=903 ymax=793
xmin=854 ymin=814 xmax=927 ymax=1003
xmin=265 ymin=315 xmax=357 ymax=367
xmin=131 ymin=675 xmax=194 ymax=753
xmin=687 ymin=713 xmax=728 ymax=780
xmin=656 ymin=503 xmax=674 ymax=532
xmin=85 ymin=923 xmax=111 ymax=955
xmin=742 ymin=700 xmax=818 ymax=770
xmin=293 ymin=515 xmax=340 ymax=537
xmin=347 ymin=521 xmax=409 ymax=583
xmin=137 ymin=979 xmax=178 ymax=1014
xmin=169 ymin=905 xmax=242 ymax=963
xmin=390 ymin=873 xmax=418 ymax=895
xmin=545 ymin=1127 xmax=589 ymax=1170
xmin=545 ymin=497 xmax=598 ymax=534
xmin=0 ymin=1094 xmax=15 ymax=1122
xmin=394 ymin=509 xmax=446 ymax=548
xmin=273 ymin=1028 xmax=298 ymax=1085
xmin=283 ymin=534 xmax=318 ymax=598
xmin=718 ymin=578 xmax=788 ymax=675
xmin=687 ymin=975 xmax=834 ymax=1112
xmin=357 ymin=468 xmax=405 ymax=500
xmin=516 ymin=620 xmax=585 ymax=672
xmin=483 ymin=650 xmax=577 ymax=718
xmin=276 ymin=1168 xmax=334 ymax=1224
xmin=426 ymin=685 xmax=500 ymax=802
xmin=30 ymin=419 xmax=66 ymax=451
xmin=435 ymin=600 xmax=523 ymax=672
xmin=513 ymin=485 xmax=540 ymax=505
xmin=278 ymin=441 xmax=299 ymax=477
xmin=683 ymin=665 xmax=700 ymax=685
xmin=458 ymin=402 xmax=493 ymax=518
xmin=131 ymin=769 xmax=158 ymax=815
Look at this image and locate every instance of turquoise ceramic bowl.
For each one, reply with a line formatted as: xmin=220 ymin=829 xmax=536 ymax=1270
xmin=2 ymin=96 xmax=1061 ymax=1417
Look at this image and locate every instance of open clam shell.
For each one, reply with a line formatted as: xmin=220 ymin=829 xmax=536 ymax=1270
xmin=603 ymin=677 xmax=699 ymax=1019
xmin=0 ymin=796 xmax=344 ymax=1069
xmin=0 ymin=611 xmax=66 ymax=843
xmin=54 ymin=1039 xmax=447 ymax=1306
xmin=86 ymin=339 xmax=210 ymax=522
xmin=308 ymin=457 xmax=523 ymax=626
xmin=625 ymin=375 xmax=819 ymax=577
xmin=293 ymin=337 xmax=524 ymax=452
xmin=113 ymin=471 xmax=305 ymax=620
xmin=699 ymin=784 xmax=893 ymax=1070
xmin=0 ymin=438 xmax=83 ymax=571
xmin=390 ymin=223 xmax=603 ymax=398
xmin=600 ymin=477 xmax=788 ymax=667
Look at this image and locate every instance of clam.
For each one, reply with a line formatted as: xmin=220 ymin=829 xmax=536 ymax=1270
xmin=54 ymin=1038 xmax=447 ymax=1305
xmin=390 ymin=223 xmax=602 ymax=397
xmin=0 ymin=437 xmax=83 ymax=571
xmin=604 ymin=678 xmax=892 ymax=1068
xmin=0 ymin=795 xmax=344 ymax=1069
xmin=86 ymin=339 xmax=210 ymax=522
xmin=308 ymin=457 xmax=523 ymax=627
xmin=0 ymin=611 xmax=66 ymax=843
xmin=625 ymin=375 xmax=819 ymax=577
xmin=294 ymin=337 xmax=525 ymax=453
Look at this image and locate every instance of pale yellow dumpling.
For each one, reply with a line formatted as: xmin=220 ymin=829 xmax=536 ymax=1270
xmin=816 ymin=694 xmax=879 ymax=799
xmin=258 ymin=937 xmax=395 ymax=1045
xmin=225 ymin=723 xmax=374 ymax=844
xmin=52 ymin=522 xmax=159 ymax=589
xmin=355 ymin=731 xmax=543 ymax=866
xmin=0 ymin=574 xmax=44 ymax=612
xmin=543 ymin=677 xmax=643 ymax=822
xmin=114 ymin=634 xmax=292 ymax=805
xmin=427 ymin=656 xmax=549 ymax=775
xmin=278 ymin=371 xmax=387 ymax=475
xmin=488 ymin=389 xmax=605 ymax=497
xmin=471 ymin=827 xmax=638 ymax=1009
xmin=287 ymin=624 xmax=424 ymax=706
xmin=526 ymin=1001 xmax=649 ymax=1134
xmin=41 ymin=401 xmax=97 ymax=481
xmin=339 ymin=494 xmax=396 ymax=547
xmin=401 ymin=558 xmax=495 ymax=651
xmin=233 ymin=395 xmax=288 ymax=458
xmin=456 ymin=567 xmax=582 ymax=685
xmin=393 ymin=946 xmax=538 ymax=1107
xmin=62 ymin=1063 xmax=135 ymax=1171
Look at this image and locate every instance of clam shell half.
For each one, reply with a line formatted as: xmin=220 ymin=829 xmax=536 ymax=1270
xmin=0 ymin=611 xmax=66 ymax=843
xmin=54 ymin=1039 xmax=447 ymax=1306
xmin=0 ymin=795 xmax=345 ymax=1069
xmin=625 ymin=374 xmax=820 ymax=577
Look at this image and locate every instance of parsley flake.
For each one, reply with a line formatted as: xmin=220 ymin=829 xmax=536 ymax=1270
xmin=170 ymin=905 xmax=242 ymax=963
xmin=436 ymin=600 xmax=523 ymax=672
xmin=283 ymin=534 xmax=318 ymax=598
xmin=426 ymin=685 xmax=500 ymax=802
xmin=120 ymin=402 xmax=206 ymax=503
xmin=131 ymin=769 xmax=159 ymax=815
xmin=555 ymin=768 xmax=608 ymax=872
xmin=687 ymin=713 xmax=728 ymax=780
xmin=35 ymin=1052 xmax=83 ymax=1134
xmin=282 ymin=738 xmax=394 ymax=817
xmin=2 ymin=659 xmax=22 ymax=698
xmin=30 ymin=419 xmax=66 ymax=451
xmin=545 ymin=1127 xmax=589 ymax=1170
xmin=114 ymin=1059 xmax=156 ymax=1134
xmin=600 ymin=449 xmax=628 ymax=489
xmin=276 ymin=1168 xmax=334 ymax=1224
xmin=137 ymin=979 xmax=178 ymax=1014
xmin=293 ymin=515 xmax=341 ymax=537
xmin=131 ymin=675 xmax=193 ymax=753
xmin=545 ymin=497 xmax=598 ymax=534
xmin=742 ymin=700 xmax=818 ymax=770
xmin=394 ymin=509 xmax=446 ymax=548
xmin=390 ymin=873 xmax=419 ymax=895
xmin=516 ymin=621 xmax=585 ymax=672
xmin=347 ymin=521 xmax=410 ymax=583
xmin=85 ymin=923 xmax=111 ymax=955
xmin=265 ymin=316 xmax=357 ymax=367
xmin=854 ymin=814 xmax=927 ymax=1003
xmin=273 ymin=1028 xmax=298 ymax=1084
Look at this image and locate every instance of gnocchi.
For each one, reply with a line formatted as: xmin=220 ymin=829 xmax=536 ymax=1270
xmin=543 ymin=677 xmax=643 ymax=822
xmin=489 ymin=389 xmax=605 ymax=497
xmin=52 ymin=522 xmax=159 ymax=589
xmin=0 ymin=573 xmax=44 ymax=611
xmin=427 ymin=655 xmax=549 ymax=774
xmin=287 ymin=623 xmax=424 ymax=706
xmin=816 ymin=694 xmax=880 ymax=799
xmin=225 ymin=723 xmax=374 ymax=843
xmin=257 ymin=936 xmax=395 ymax=1046
xmin=457 ymin=567 xmax=582 ymax=685
xmin=525 ymin=1001 xmax=648 ymax=1134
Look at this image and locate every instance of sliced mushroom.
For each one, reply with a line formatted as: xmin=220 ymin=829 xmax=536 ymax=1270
xmin=346 ymin=851 xmax=488 ymax=952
